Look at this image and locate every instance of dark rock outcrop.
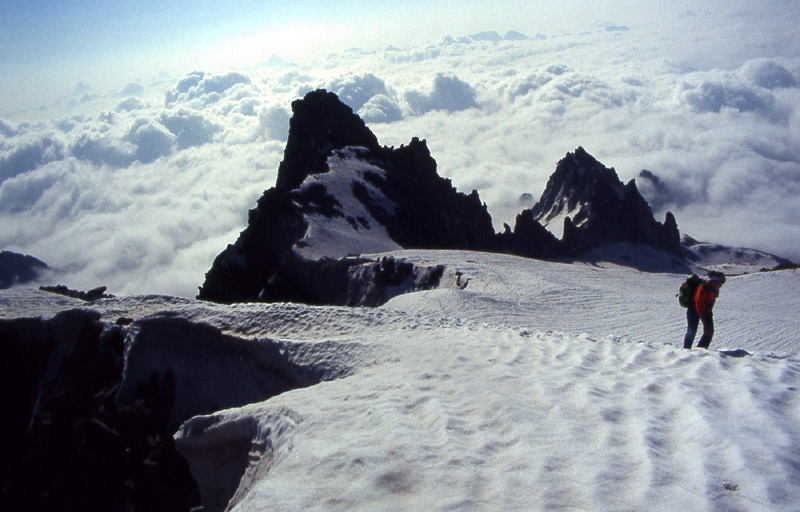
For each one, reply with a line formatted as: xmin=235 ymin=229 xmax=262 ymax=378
xmin=40 ymin=284 xmax=113 ymax=301
xmin=198 ymin=90 xmax=495 ymax=305
xmin=199 ymin=91 xmax=683 ymax=305
xmin=0 ymin=251 xmax=49 ymax=289
xmin=261 ymin=254 xmax=445 ymax=306
xmin=498 ymin=210 xmax=561 ymax=259
xmin=275 ymin=89 xmax=380 ymax=192
xmin=357 ymin=138 xmax=498 ymax=251
xmin=0 ymin=311 xmax=201 ymax=511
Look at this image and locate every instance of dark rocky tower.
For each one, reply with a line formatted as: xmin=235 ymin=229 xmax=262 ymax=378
xmin=528 ymin=147 xmax=681 ymax=256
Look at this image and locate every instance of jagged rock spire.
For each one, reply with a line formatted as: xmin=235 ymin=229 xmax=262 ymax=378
xmin=275 ymin=89 xmax=380 ymax=191
xmin=529 ymin=147 xmax=681 ymax=255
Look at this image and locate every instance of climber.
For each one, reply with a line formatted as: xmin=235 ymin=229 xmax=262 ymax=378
xmin=683 ymin=270 xmax=726 ymax=349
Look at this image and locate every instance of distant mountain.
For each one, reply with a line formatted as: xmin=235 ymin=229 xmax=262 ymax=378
xmin=527 ymin=146 xmax=681 ymax=256
xmin=681 ymin=235 xmax=797 ymax=275
xmin=0 ymin=251 xmax=49 ymax=289
xmin=198 ymin=89 xmax=777 ymax=306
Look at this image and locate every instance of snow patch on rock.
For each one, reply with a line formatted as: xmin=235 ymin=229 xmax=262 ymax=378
xmin=295 ymin=147 xmax=401 ymax=259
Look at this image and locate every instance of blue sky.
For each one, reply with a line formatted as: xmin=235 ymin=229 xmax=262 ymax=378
xmin=3 ymin=1 xmax=291 ymax=66
xmin=3 ymin=0 xmax=776 ymax=69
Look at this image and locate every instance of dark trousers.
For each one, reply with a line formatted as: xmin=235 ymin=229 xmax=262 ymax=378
xmin=684 ymin=306 xmax=714 ymax=349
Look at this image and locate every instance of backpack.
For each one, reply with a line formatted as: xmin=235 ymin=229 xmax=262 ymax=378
xmin=677 ymin=274 xmax=702 ymax=308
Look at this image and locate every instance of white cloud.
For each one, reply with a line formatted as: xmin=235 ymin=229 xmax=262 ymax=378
xmin=258 ymin=104 xmax=291 ymax=141
xmin=124 ymin=119 xmax=175 ymax=163
xmin=70 ymin=132 xmax=133 ymax=167
xmin=1 ymin=133 xmax=65 ymax=182
xmin=166 ymin=71 xmax=253 ymax=106
xmin=2 ymin=3 xmax=800 ymax=296
xmin=0 ymin=159 xmax=70 ymax=215
xmin=158 ymin=110 xmax=220 ymax=149
xmin=115 ymin=97 xmax=146 ymax=112
xmin=677 ymin=79 xmax=775 ymax=115
xmin=327 ymin=73 xmax=391 ymax=112
xmin=405 ymin=73 xmax=479 ymax=114
xmin=119 ymin=82 xmax=145 ymax=97
xmin=741 ymin=59 xmax=797 ymax=89
xmin=358 ymin=94 xmax=403 ymax=124
xmin=0 ymin=119 xmax=17 ymax=137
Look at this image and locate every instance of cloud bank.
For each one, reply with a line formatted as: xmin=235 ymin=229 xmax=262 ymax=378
xmin=1 ymin=3 xmax=799 ymax=296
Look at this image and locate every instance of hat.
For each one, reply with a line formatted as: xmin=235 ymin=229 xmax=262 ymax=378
xmin=707 ymin=270 xmax=726 ymax=284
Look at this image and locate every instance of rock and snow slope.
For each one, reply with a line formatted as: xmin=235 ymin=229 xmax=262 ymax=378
xmin=198 ymin=91 xmax=690 ymax=306
xmin=6 ymin=250 xmax=797 ymax=511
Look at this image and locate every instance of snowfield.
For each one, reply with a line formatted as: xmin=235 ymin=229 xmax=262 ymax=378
xmin=3 ymin=250 xmax=799 ymax=511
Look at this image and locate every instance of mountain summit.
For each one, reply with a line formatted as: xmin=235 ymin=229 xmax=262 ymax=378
xmin=529 ymin=147 xmax=681 ymax=255
xmin=198 ymin=90 xmax=683 ymax=305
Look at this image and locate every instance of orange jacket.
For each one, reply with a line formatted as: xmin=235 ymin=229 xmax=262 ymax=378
xmin=693 ymin=281 xmax=719 ymax=317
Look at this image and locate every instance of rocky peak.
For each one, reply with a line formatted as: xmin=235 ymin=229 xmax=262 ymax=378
xmin=275 ymin=89 xmax=380 ymax=191
xmin=198 ymin=90 xmax=494 ymax=305
xmin=528 ymin=147 xmax=681 ymax=255
xmin=530 ymin=147 xmax=626 ymax=236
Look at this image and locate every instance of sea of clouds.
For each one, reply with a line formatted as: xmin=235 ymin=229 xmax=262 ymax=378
xmin=1 ymin=5 xmax=799 ymax=296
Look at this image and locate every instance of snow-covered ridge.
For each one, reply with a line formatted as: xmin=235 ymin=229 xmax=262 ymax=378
xmin=3 ymin=251 xmax=799 ymax=511
xmin=682 ymin=235 xmax=795 ymax=275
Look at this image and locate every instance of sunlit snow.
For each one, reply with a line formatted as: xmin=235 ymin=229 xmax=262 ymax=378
xmin=4 ymin=250 xmax=798 ymax=511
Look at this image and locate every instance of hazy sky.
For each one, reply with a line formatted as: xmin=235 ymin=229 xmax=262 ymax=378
xmin=1 ymin=1 xmax=799 ymax=296
xmin=2 ymin=0 xmax=730 ymax=110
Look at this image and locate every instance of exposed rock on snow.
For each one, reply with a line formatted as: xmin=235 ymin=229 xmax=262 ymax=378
xmin=681 ymin=235 xmax=797 ymax=275
xmin=39 ymin=284 xmax=113 ymax=301
xmin=260 ymin=254 xmax=445 ymax=307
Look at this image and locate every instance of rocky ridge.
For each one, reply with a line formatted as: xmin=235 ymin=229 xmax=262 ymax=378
xmin=528 ymin=146 xmax=681 ymax=256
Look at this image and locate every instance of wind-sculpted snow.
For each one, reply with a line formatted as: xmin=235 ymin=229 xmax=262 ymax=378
xmin=175 ymin=405 xmax=303 ymax=512
xmin=0 ymin=292 xmax=378 ymax=510
xmin=219 ymin=329 xmax=800 ymax=512
xmin=182 ymin=253 xmax=800 ymax=511
xmin=2 ymin=252 xmax=799 ymax=511
xmin=118 ymin=316 xmax=368 ymax=430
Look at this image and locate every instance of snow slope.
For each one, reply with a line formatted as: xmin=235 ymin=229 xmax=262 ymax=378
xmin=294 ymin=147 xmax=402 ymax=259
xmin=4 ymin=251 xmax=799 ymax=511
